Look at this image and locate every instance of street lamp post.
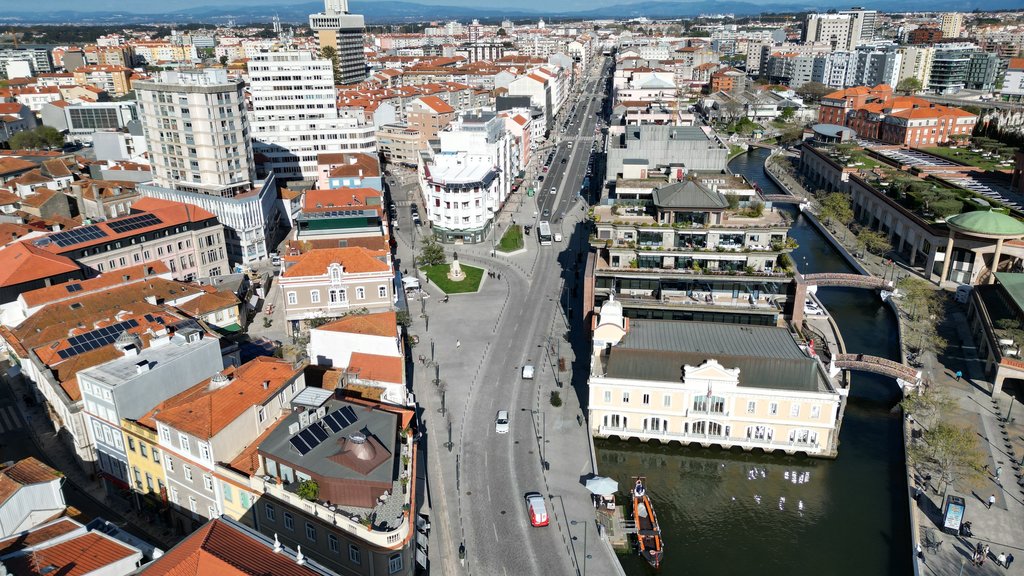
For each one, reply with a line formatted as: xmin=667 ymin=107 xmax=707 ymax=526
xmin=569 ymin=520 xmax=592 ymax=576
xmin=489 ymin=207 xmax=497 ymax=256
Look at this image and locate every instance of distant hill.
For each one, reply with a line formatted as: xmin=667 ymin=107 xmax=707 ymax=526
xmin=1 ymin=0 xmax=1021 ymax=25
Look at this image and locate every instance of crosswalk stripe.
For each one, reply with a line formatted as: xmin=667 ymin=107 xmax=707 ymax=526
xmin=5 ymin=406 xmax=19 ymax=429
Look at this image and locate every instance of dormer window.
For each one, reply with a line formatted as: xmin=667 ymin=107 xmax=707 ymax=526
xmin=328 ymin=263 xmax=344 ymax=283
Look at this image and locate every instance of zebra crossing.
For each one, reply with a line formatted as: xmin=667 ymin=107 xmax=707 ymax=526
xmin=0 ymin=405 xmax=24 ymax=434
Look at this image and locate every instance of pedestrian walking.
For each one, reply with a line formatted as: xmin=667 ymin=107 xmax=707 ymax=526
xmin=955 ymin=370 xmax=963 ymax=381
xmin=1007 ymin=553 xmax=1014 ymax=568
xmin=456 ymin=340 xmax=461 ymax=349
xmin=996 ymin=466 xmax=1003 ymax=477
xmin=985 ymin=544 xmax=991 ymax=562
xmin=988 ymin=494 xmax=996 ymax=509
xmin=998 ymin=553 xmax=1007 ymax=567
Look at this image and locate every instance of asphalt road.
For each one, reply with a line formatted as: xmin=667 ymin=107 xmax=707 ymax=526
xmin=450 ymin=58 xmax=612 ymax=576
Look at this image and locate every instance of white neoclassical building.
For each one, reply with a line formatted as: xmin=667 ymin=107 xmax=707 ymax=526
xmin=588 ymin=298 xmax=844 ymax=457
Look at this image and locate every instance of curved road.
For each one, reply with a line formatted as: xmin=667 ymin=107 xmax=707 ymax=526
xmin=455 ymin=57 xmax=611 ymax=576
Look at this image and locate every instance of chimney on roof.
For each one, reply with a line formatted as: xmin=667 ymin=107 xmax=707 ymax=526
xmin=135 ymin=360 xmax=150 ymax=374
xmin=296 ymin=545 xmax=305 ymax=566
xmin=262 ymin=380 xmax=269 ymax=390
xmin=273 ymin=533 xmax=281 ymax=553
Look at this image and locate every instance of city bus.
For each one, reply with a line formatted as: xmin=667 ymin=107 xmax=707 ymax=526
xmin=537 ymin=221 xmax=553 ymax=246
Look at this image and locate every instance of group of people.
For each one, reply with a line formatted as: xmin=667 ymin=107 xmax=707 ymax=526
xmin=969 ymin=542 xmax=1014 ymax=569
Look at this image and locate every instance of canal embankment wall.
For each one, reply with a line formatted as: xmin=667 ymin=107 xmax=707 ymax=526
xmin=764 ymin=147 xmax=920 ymax=576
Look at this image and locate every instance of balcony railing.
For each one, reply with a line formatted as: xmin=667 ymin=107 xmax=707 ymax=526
xmin=255 ymin=478 xmax=410 ymax=548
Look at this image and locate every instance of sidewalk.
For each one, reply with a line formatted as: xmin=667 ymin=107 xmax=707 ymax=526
xmin=911 ymin=311 xmax=1024 ymax=575
xmin=4 ymin=372 xmax=181 ymax=551
xmin=768 ymin=152 xmax=1024 ymax=573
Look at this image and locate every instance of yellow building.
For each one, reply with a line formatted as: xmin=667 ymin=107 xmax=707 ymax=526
xmin=588 ymin=299 xmax=843 ymax=457
xmin=121 ymin=418 xmax=168 ymax=511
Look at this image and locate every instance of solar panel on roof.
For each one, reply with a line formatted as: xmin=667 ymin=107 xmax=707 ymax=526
xmin=289 ymin=436 xmax=312 ymax=455
xmin=322 ymin=411 xmax=347 ymax=433
xmin=308 ymin=423 xmax=329 ymax=442
xmin=65 ymin=284 xmax=82 ymax=293
xmin=340 ymin=405 xmax=358 ymax=425
xmin=48 ymin=225 xmax=108 ymax=248
xmin=107 ymin=213 xmax=162 ymax=234
xmin=298 ymin=428 xmax=319 ymax=447
xmin=59 ymin=319 xmax=141 ymax=361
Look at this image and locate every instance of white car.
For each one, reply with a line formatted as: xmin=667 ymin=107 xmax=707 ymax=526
xmin=554 ymin=233 xmax=563 ymax=242
xmin=522 ymin=364 xmax=535 ymax=379
xmin=495 ymin=410 xmax=510 ymax=434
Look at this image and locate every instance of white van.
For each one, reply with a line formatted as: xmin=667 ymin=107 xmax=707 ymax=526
xmin=554 ymin=232 xmax=563 ymax=242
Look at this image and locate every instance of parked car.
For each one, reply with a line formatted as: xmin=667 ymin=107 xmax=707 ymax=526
xmin=495 ymin=410 xmax=510 ymax=434
xmin=525 ymin=492 xmax=549 ymax=527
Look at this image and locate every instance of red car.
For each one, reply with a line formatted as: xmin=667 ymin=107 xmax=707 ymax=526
xmin=525 ymin=492 xmax=549 ymax=527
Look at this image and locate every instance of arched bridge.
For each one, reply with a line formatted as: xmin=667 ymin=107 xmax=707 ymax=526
xmin=802 ymin=273 xmax=893 ymax=290
xmin=762 ymin=194 xmax=807 ymax=204
xmin=833 ymin=353 xmax=921 ymax=384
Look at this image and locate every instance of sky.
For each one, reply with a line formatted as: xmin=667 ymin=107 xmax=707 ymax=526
xmin=33 ymin=0 xmax=607 ymax=13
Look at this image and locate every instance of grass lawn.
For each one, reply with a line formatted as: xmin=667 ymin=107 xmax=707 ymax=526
xmin=727 ymin=144 xmax=747 ymax=160
xmin=921 ymin=147 xmax=1011 ymax=171
xmin=421 ymin=263 xmax=485 ymax=294
xmin=497 ymin=224 xmax=524 ymax=252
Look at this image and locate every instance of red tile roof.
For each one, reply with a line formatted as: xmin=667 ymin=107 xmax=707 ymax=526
xmin=151 ymin=358 xmax=300 ymax=440
xmin=33 ymin=197 xmax=217 ymax=255
xmin=0 ymin=518 xmax=81 ymax=557
xmin=0 ymin=242 xmax=79 ymax=288
xmin=0 ymin=457 xmax=61 ymax=506
xmin=348 ymin=351 xmax=403 ymax=384
xmin=316 ymin=311 xmax=397 ymax=337
xmin=282 ymin=247 xmax=390 ymax=277
xmin=139 ymin=518 xmax=329 ymax=576
xmin=416 ymin=95 xmax=455 ymax=115
xmin=3 ymin=531 xmax=139 ymax=576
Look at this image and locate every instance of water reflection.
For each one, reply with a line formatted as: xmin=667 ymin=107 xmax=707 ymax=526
xmin=596 ymin=149 xmax=911 ymax=576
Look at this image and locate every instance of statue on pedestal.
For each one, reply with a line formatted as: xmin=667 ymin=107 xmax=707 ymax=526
xmin=447 ymin=251 xmax=465 ymax=281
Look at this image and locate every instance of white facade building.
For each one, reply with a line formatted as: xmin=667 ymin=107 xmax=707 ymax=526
xmin=247 ymin=51 xmax=377 ymax=182
xmin=418 ymin=112 xmax=517 ymax=244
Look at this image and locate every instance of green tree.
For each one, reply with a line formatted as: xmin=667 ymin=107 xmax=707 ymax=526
xmin=856 ymin=228 xmax=891 ymax=256
xmin=795 ymin=81 xmax=831 ymax=103
xmin=496 ymin=28 xmax=507 ymax=37
xmin=818 ymin=192 xmax=854 ymax=227
xmin=901 ymin=387 xmax=953 ymax=431
xmin=318 ymin=46 xmax=343 ymax=85
xmin=908 ymin=423 xmax=984 ymax=496
xmin=418 ymin=237 xmax=446 ymax=267
xmin=296 ymin=479 xmax=320 ymax=501
xmin=9 ymin=126 xmax=63 ymax=150
xmin=896 ymin=77 xmax=922 ymax=95
xmin=219 ymin=55 xmax=228 ymax=66
xmin=8 ymin=130 xmax=40 ymax=150
xmin=778 ymin=107 xmax=796 ymax=122
xmin=724 ymin=193 xmax=740 ymax=210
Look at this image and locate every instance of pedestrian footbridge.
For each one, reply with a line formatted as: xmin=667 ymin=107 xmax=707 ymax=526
xmin=832 ymin=353 xmax=922 ymax=387
xmin=801 ymin=273 xmax=893 ymax=290
xmin=762 ymin=194 xmax=807 ymax=204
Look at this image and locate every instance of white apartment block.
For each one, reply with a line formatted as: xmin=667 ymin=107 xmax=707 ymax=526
xmin=418 ymin=112 xmax=517 ymax=244
xmin=135 ymin=69 xmax=255 ymax=197
xmin=247 ymin=51 xmax=377 ymax=182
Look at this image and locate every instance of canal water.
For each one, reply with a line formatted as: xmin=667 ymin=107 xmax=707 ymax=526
xmin=597 ymin=148 xmax=912 ymax=576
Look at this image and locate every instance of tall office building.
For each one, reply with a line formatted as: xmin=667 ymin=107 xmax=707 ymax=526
xmin=939 ymin=13 xmax=963 ymax=39
xmin=135 ymin=69 xmax=278 ymax=265
xmin=308 ymin=0 xmax=368 ymax=84
xmin=247 ymin=51 xmax=376 ymax=182
xmin=134 ymin=69 xmax=254 ymax=196
xmin=803 ymin=8 xmax=878 ymax=51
